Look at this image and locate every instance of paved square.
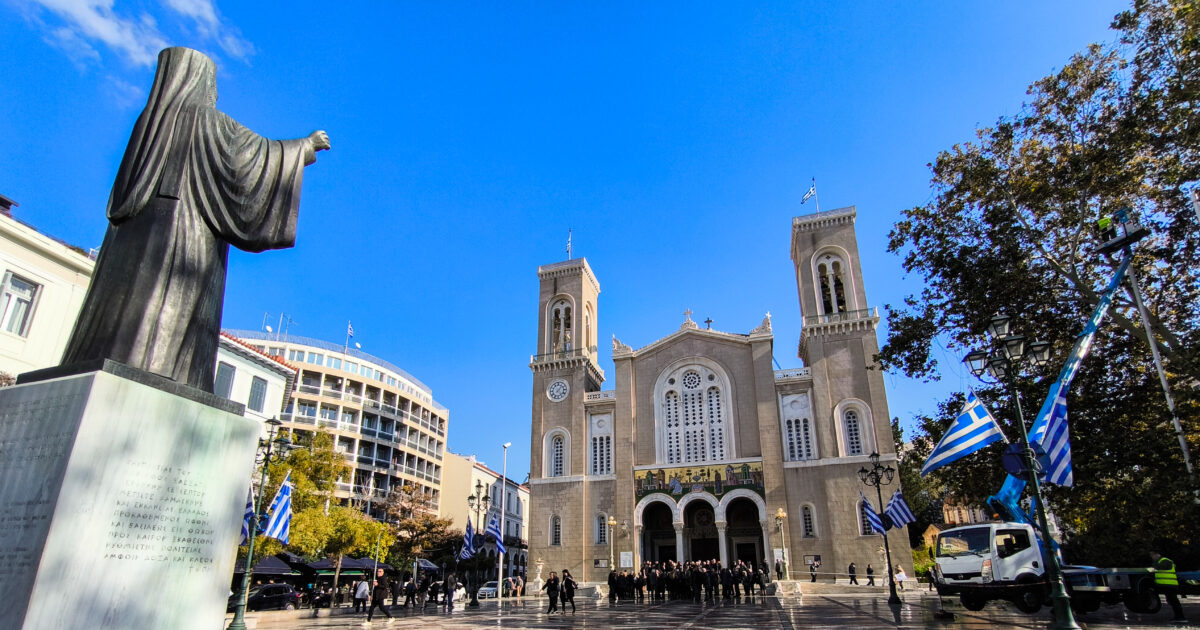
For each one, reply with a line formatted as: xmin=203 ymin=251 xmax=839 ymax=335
xmin=245 ymin=591 xmax=1196 ymax=629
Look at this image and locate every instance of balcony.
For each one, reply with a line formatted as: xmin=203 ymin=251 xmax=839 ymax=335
xmin=584 ymin=391 xmax=615 ymax=403
xmin=773 ymin=367 xmax=812 ymax=381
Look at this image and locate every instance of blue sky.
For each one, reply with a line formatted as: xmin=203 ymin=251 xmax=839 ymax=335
xmin=1 ymin=1 xmax=1130 ymax=477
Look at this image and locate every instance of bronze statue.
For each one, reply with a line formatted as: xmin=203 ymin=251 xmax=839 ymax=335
xmin=61 ymin=47 xmax=330 ymax=392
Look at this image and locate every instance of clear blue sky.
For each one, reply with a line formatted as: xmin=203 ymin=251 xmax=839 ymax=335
xmin=1 ymin=1 xmax=1130 ymax=478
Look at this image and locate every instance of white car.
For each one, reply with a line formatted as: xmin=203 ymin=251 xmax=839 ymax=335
xmin=476 ymin=581 xmax=498 ymax=598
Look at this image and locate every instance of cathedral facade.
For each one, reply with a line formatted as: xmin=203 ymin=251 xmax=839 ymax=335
xmin=527 ymin=207 xmax=907 ymax=583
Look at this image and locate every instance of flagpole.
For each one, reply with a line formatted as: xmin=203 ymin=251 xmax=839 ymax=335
xmin=497 ymin=442 xmax=511 ymax=603
xmin=229 ymin=419 xmax=288 ymax=630
xmin=344 ymin=320 xmax=352 ymax=357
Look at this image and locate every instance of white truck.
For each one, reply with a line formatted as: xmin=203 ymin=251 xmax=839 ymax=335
xmin=932 ymin=522 xmax=1197 ymax=615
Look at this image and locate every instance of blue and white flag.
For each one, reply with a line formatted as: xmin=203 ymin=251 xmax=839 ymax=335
xmin=861 ymin=492 xmax=888 ymax=534
xmin=1030 ymin=383 xmax=1073 ymax=487
xmin=458 ymin=520 xmax=476 ymax=560
xmin=921 ymin=391 xmax=1006 ymax=476
xmin=262 ymin=471 xmax=292 ymax=544
xmin=239 ymin=486 xmax=254 ymax=545
xmin=884 ymin=490 xmax=917 ymax=529
xmin=801 ymin=181 xmax=816 ymax=204
xmin=347 ymin=321 xmax=354 ymax=337
xmin=486 ymin=515 xmax=506 ymax=554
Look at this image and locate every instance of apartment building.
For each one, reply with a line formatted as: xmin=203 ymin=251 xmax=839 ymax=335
xmin=225 ymin=330 xmax=448 ymax=515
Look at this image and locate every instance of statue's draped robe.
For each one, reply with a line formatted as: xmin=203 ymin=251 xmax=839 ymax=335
xmin=62 ymin=47 xmax=313 ymax=392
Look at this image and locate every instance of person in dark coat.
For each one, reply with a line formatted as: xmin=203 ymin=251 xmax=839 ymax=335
xmin=848 ymin=562 xmax=858 ymax=585
xmin=367 ymin=569 xmax=393 ymax=622
xmin=402 ymin=577 xmax=416 ymax=608
xmin=866 ymin=563 xmax=875 ymax=586
xmin=542 ymin=572 xmax=561 ymax=613
xmin=608 ymin=569 xmax=618 ymax=602
xmin=561 ymin=569 xmax=578 ymax=613
xmin=810 ymin=559 xmax=820 ymax=583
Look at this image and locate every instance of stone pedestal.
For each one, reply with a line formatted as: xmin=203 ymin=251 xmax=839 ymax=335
xmin=0 ymin=361 xmax=259 ymax=630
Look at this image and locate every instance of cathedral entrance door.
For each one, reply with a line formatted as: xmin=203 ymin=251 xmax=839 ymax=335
xmin=640 ymin=500 xmax=675 ymax=563
xmin=735 ymin=543 xmax=759 ymax=568
xmin=683 ymin=499 xmax=719 ymax=562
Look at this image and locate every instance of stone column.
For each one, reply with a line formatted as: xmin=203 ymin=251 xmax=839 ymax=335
xmin=716 ymin=521 xmax=729 ymax=566
xmin=634 ymin=525 xmax=644 ymax=568
xmin=760 ymin=519 xmax=776 ymax=571
xmin=674 ymin=521 xmax=685 ymax=563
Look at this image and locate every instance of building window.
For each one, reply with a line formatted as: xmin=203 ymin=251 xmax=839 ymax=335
xmin=0 ymin=272 xmax=39 ymax=337
xmin=845 ymin=410 xmax=863 ymax=456
xmin=550 ymin=516 xmax=562 ymax=546
xmin=307 ymin=352 xmax=323 ymax=365
xmin=214 ymin=362 xmax=235 ymax=398
xmin=288 ymin=349 xmax=304 ymax=362
xmin=297 ymin=400 xmax=317 ymax=417
xmin=660 ymin=364 xmax=730 ymax=464
xmin=595 ymin=514 xmax=607 ymax=544
xmin=815 ymin=253 xmax=849 ymax=315
xmin=549 ymin=298 xmax=573 ymax=353
xmin=248 ymin=376 xmax=268 ymax=413
xmin=859 ymin=501 xmax=875 ymax=536
xmin=802 ymin=505 xmax=815 ymax=538
xmin=590 ymin=435 xmax=612 ymax=475
xmin=551 ymin=435 xmax=565 ymax=477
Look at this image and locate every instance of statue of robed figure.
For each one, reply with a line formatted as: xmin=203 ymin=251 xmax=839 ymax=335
xmin=61 ymin=47 xmax=330 ymax=393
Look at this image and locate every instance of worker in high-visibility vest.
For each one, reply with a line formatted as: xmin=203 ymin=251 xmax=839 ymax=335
xmin=1150 ymin=547 xmax=1186 ymax=623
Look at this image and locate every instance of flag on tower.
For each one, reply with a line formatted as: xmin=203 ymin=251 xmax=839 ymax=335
xmin=884 ymin=490 xmax=917 ymax=529
xmin=801 ymin=181 xmax=816 ymax=204
xmin=486 ymin=515 xmax=506 ymax=554
xmin=921 ymin=391 xmax=1006 ymax=476
xmin=861 ymin=491 xmax=888 ymax=534
xmin=262 ymin=471 xmax=293 ymax=544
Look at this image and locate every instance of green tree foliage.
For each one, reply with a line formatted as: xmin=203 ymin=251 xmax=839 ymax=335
xmin=384 ymin=484 xmax=457 ymax=570
xmin=883 ymin=0 xmax=1199 ymax=567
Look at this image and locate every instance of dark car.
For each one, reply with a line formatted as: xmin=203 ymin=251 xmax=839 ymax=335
xmin=227 ymin=583 xmax=303 ymax=612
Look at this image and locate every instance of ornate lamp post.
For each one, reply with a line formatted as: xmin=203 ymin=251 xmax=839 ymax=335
xmin=858 ymin=452 xmax=901 ymax=605
xmin=964 ymin=313 xmax=1080 ymax=630
xmin=228 ymin=418 xmax=292 ymax=630
xmin=774 ymin=508 xmax=789 ymax=580
xmin=607 ymin=515 xmax=617 ymax=570
xmin=466 ymin=479 xmax=490 ymax=608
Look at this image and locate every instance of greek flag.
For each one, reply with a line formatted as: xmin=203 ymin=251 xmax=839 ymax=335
xmin=262 ymin=471 xmax=292 ymax=544
xmin=801 ymin=181 xmax=816 ymax=204
xmin=1030 ymin=383 xmax=1073 ymax=487
xmin=239 ymin=486 xmax=254 ymax=545
xmin=347 ymin=321 xmax=354 ymax=337
xmin=486 ymin=515 xmax=506 ymax=554
xmin=861 ymin=492 xmax=887 ymax=534
xmin=884 ymin=491 xmax=917 ymax=529
xmin=921 ymin=391 xmax=1006 ymax=476
xmin=458 ymin=520 xmax=476 ymax=560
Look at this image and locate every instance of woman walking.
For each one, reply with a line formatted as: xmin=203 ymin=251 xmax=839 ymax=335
xmin=542 ymin=571 xmax=561 ymax=614
xmin=561 ymin=569 xmax=578 ymax=613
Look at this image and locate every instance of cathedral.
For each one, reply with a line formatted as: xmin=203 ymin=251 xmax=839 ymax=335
xmin=527 ymin=207 xmax=907 ymax=583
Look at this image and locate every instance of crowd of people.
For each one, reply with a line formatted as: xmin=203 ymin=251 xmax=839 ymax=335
xmin=611 ymin=560 xmax=770 ymax=603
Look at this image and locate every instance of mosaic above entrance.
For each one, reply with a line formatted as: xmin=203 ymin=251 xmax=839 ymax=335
xmin=634 ymin=460 xmax=764 ymax=501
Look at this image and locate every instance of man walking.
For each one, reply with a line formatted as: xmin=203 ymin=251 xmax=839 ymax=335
xmin=848 ymin=562 xmax=858 ymax=585
xmin=353 ymin=578 xmax=370 ymax=613
xmin=1151 ymin=547 xmax=1188 ymax=623
xmin=365 ymin=568 xmax=393 ymax=625
xmin=810 ymin=559 xmax=820 ymax=583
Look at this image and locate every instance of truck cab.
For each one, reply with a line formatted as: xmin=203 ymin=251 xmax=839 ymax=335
xmin=934 ymin=522 xmax=1046 ymax=612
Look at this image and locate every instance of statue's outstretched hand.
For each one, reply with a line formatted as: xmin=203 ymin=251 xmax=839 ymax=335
xmin=309 ymin=130 xmax=331 ymax=152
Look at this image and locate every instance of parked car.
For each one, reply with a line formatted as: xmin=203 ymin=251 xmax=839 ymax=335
xmin=477 ymin=581 xmax=499 ymax=598
xmin=227 ymin=583 xmax=304 ymax=612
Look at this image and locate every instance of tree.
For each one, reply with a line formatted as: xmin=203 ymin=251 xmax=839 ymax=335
xmin=384 ymin=484 xmax=457 ymax=573
xmin=883 ymin=0 xmax=1199 ymax=567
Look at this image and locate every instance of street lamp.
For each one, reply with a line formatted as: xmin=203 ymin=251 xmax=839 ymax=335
xmin=228 ymin=418 xmax=292 ymax=630
xmin=858 ymin=452 xmax=901 ymax=605
xmin=607 ymin=515 xmax=617 ymax=571
xmin=466 ymin=479 xmax=491 ymax=607
xmin=965 ymin=313 xmax=1080 ymax=629
xmin=774 ymin=508 xmax=789 ymax=580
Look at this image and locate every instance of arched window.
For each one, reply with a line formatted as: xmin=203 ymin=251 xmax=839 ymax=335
xmin=815 ymin=253 xmax=850 ymax=315
xmin=657 ymin=362 xmax=732 ymax=464
xmin=550 ymin=516 xmax=562 ymax=546
xmin=589 ymin=413 xmax=613 ymax=475
xmin=595 ymin=514 xmax=607 ymax=544
xmin=585 ymin=303 xmax=593 ymax=349
xmin=784 ymin=417 xmax=816 ymax=461
xmin=549 ymin=298 xmax=573 ymax=354
xmin=859 ymin=502 xmax=875 ymax=536
xmin=551 ymin=435 xmax=565 ymax=477
xmin=802 ymin=505 xmax=815 ymax=538
xmin=845 ymin=410 xmax=863 ymax=456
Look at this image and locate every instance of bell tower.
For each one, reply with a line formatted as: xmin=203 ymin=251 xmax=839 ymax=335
xmin=790 ymin=207 xmax=895 ymax=459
